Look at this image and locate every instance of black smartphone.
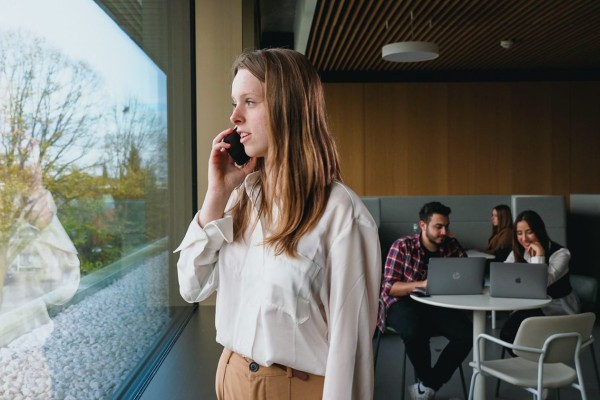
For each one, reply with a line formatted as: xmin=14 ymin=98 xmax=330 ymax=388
xmin=410 ymin=288 xmax=430 ymax=297
xmin=222 ymin=128 xmax=250 ymax=166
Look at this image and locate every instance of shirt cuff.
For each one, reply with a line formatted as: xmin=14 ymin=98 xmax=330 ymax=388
xmin=530 ymin=255 xmax=546 ymax=264
xmin=174 ymin=212 xmax=233 ymax=252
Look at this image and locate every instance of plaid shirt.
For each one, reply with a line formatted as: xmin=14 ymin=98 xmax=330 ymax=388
xmin=377 ymin=233 xmax=466 ymax=332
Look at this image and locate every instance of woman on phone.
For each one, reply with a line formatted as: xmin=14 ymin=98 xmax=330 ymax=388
xmin=175 ymin=48 xmax=381 ymax=400
xmin=500 ymin=210 xmax=580 ymax=344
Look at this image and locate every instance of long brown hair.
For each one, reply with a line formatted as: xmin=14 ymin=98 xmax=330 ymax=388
xmin=229 ymin=48 xmax=342 ymax=256
xmin=491 ymin=204 xmax=513 ymax=236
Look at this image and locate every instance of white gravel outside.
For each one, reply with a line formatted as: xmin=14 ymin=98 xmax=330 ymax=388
xmin=0 ymin=252 xmax=171 ymax=400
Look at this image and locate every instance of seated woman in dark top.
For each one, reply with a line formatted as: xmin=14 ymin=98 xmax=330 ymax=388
xmin=500 ymin=209 xmax=580 ymax=345
xmin=484 ymin=204 xmax=513 ymax=261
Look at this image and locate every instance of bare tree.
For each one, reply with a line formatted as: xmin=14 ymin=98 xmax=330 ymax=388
xmin=0 ymin=30 xmax=105 ymax=181
xmin=102 ymin=98 xmax=165 ymax=184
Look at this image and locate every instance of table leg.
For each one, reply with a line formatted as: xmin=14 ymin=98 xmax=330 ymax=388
xmin=472 ymin=310 xmax=486 ymax=399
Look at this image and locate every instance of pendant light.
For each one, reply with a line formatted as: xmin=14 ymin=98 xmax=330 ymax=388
xmin=382 ymin=10 xmax=439 ymax=63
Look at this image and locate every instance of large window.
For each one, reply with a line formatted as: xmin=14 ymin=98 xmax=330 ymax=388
xmin=0 ymin=1 xmax=192 ymax=398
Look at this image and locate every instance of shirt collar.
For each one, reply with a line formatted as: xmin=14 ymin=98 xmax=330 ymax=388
xmin=243 ymin=171 xmax=262 ymax=205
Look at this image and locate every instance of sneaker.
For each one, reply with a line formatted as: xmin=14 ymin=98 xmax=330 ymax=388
xmin=408 ymin=382 xmax=436 ymax=400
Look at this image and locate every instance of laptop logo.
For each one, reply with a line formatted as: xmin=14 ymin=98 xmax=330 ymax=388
xmin=515 ymin=277 xmax=522 ymax=284
xmin=452 ymin=272 xmax=461 ymax=280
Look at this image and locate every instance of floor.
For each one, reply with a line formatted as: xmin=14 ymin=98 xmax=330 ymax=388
xmin=375 ymin=311 xmax=600 ymax=400
xmin=140 ymin=307 xmax=600 ymax=400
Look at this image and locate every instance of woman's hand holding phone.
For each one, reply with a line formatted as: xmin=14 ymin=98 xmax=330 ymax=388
xmin=199 ymin=128 xmax=255 ymax=227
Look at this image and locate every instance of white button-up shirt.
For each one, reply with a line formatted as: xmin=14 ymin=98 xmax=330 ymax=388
xmin=175 ymin=173 xmax=381 ymax=399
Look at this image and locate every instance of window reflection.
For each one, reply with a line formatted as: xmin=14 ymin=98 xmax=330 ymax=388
xmin=0 ymin=0 xmax=172 ymax=398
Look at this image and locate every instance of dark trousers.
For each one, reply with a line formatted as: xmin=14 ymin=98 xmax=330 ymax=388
xmin=386 ymin=297 xmax=472 ymax=391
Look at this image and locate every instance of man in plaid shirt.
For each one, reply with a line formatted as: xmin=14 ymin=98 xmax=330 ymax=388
xmin=377 ymin=202 xmax=472 ymax=400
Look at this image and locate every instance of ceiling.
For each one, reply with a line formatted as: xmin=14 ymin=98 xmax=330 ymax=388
xmin=260 ymin=0 xmax=600 ymax=82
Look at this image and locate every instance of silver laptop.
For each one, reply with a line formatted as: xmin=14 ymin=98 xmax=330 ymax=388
xmin=489 ymin=262 xmax=548 ymax=299
xmin=425 ymin=257 xmax=486 ymax=295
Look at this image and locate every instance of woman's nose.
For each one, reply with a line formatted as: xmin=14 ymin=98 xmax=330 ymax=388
xmin=230 ymin=106 xmax=243 ymax=125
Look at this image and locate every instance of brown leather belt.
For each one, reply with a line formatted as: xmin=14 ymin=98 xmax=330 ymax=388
xmin=273 ymin=363 xmax=310 ymax=381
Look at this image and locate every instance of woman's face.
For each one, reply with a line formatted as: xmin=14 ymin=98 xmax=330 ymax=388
xmin=230 ymin=69 xmax=269 ymax=161
xmin=516 ymin=220 xmax=539 ymax=249
xmin=491 ymin=209 xmax=499 ymax=227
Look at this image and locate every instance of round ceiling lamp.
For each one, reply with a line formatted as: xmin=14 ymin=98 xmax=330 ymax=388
xmin=382 ymin=8 xmax=439 ymax=63
xmin=382 ymin=41 xmax=439 ymax=62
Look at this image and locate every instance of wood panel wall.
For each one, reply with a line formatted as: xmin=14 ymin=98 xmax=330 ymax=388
xmin=324 ymin=81 xmax=600 ymax=197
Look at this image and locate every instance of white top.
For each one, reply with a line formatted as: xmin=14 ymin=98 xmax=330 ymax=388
xmin=505 ymin=248 xmax=580 ymax=315
xmin=175 ymin=173 xmax=381 ymax=400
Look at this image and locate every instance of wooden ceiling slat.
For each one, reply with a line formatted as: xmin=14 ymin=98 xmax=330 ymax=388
xmin=442 ymin=3 xmax=536 ymax=70
xmin=306 ymin=0 xmax=336 ymax=68
xmin=340 ymin=0 xmax=401 ymax=70
xmin=436 ymin=0 xmax=540 ymax=70
xmin=329 ymin=0 xmax=380 ymax=70
xmin=468 ymin=0 xmax=586 ymax=70
xmin=305 ymin=0 xmax=600 ymax=76
xmin=326 ymin=0 xmax=364 ymax=69
xmin=341 ymin=0 xmax=403 ymax=71
xmin=321 ymin=0 xmax=359 ymax=70
xmin=336 ymin=0 xmax=387 ymax=71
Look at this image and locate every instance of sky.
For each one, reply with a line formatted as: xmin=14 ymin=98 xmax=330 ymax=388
xmin=0 ymin=0 xmax=166 ymax=108
xmin=0 ymin=0 xmax=167 ymax=169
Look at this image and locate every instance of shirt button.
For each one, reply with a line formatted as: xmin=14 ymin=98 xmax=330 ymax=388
xmin=249 ymin=362 xmax=259 ymax=372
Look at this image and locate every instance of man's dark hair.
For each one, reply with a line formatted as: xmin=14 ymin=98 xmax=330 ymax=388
xmin=419 ymin=201 xmax=452 ymax=223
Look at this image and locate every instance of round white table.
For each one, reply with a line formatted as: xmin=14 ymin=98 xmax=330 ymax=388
xmin=410 ymin=288 xmax=551 ymax=399
xmin=465 ymin=249 xmax=495 ymax=260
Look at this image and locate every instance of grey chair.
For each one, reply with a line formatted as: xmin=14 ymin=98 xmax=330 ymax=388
xmin=495 ymin=275 xmax=600 ymax=398
xmin=570 ymin=274 xmax=600 ymax=389
xmin=374 ymin=299 xmax=468 ymax=400
xmin=471 ymin=313 xmax=595 ymax=400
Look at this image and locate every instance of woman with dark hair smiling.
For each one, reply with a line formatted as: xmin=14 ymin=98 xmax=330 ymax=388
xmin=499 ymin=210 xmax=580 ymax=344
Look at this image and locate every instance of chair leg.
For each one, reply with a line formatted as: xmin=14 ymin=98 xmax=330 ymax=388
xmin=374 ymin=329 xmax=382 ymax=372
xmin=590 ymin=342 xmax=600 ymax=390
xmin=468 ymin=370 xmax=479 ymax=400
xmin=495 ymin=347 xmax=507 ymax=397
xmin=459 ymin=364 xmax=468 ymax=400
xmin=402 ymin=347 xmax=407 ymax=400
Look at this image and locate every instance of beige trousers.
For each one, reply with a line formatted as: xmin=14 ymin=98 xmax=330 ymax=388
xmin=215 ymin=348 xmax=325 ymax=400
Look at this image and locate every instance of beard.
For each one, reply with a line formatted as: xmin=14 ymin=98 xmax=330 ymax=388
xmin=425 ymin=229 xmax=446 ymax=247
